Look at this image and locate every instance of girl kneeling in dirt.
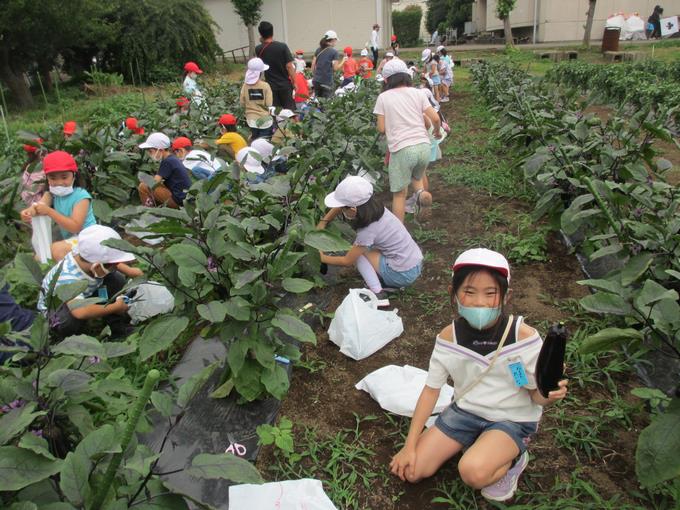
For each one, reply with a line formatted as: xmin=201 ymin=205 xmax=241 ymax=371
xmin=390 ymin=248 xmax=568 ymax=502
xmin=317 ymin=175 xmax=423 ymax=306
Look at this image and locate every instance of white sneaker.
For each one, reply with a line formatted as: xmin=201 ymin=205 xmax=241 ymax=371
xmin=481 ymin=451 xmax=529 ymax=502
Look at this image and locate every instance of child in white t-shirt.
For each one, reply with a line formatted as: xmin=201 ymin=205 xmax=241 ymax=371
xmin=373 ymin=59 xmax=441 ymax=222
xmin=390 ymin=248 xmax=568 ymax=502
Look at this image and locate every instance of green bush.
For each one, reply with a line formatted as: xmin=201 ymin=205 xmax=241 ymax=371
xmin=393 ymin=5 xmax=423 ymax=48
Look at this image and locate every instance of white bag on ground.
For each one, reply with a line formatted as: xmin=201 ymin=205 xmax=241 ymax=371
xmin=126 ymin=282 xmax=175 ymax=324
xmin=31 ymin=215 xmax=53 ymax=264
xmin=327 ymin=288 xmax=403 ymax=360
xmin=229 ymin=479 xmax=337 ymax=510
xmin=356 ymin=365 xmax=454 ymax=427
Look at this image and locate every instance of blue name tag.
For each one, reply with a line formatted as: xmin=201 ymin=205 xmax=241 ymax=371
xmin=508 ymin=361 xmax=528 ymax=387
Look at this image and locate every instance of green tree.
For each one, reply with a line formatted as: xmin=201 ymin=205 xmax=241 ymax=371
xmin=496 ymin=0 xmax=517 ymax=46
xmin=0 ymin=0 xmax=115 ymax=108
xmin=232 ymin=0 xmax=264 ymax=58
xmin=582 ymin=0 xmax=598 ymax=47
xmin=447 ymin=0 xmax=474 ymax=35
xmin=105 ymin=0 xmax=220 ymax=83
xmin=426 ymin=0 xmax=451 ymax=35
xmin=393 ymin=6 xmax=423 ymax=47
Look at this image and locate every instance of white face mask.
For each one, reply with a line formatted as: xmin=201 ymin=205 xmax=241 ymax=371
xmin=49 ymin=185 xmax=74 ymax=197
xmin=92 ymin=262 xmax=111 ymax=278
xmin=150 ymin=150 xmax=164 ymax=162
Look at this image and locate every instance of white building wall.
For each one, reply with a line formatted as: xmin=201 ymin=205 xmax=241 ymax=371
xmin=473 ymin=0 xmax=680 ymax=42
xmin=204 ymin=0 xmax=392 ymax=56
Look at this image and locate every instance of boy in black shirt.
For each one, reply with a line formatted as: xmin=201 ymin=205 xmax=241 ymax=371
xmin=138 ymin=132 xmax=192 ymax=208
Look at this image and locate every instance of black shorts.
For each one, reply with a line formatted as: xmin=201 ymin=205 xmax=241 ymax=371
xmin=271 ymin=87 xmax=295 ymax=110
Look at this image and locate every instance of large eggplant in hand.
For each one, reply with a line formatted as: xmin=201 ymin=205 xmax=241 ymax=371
xmin=536 ymin=322 xmax=568 ymax=398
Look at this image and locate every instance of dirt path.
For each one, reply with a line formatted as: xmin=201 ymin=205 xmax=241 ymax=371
xmin=256 ymin=88 xmax=649 ymax=509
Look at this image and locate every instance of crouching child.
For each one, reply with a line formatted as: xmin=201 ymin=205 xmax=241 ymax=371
xmin=37 ymin=225 xmax=143 ymax=339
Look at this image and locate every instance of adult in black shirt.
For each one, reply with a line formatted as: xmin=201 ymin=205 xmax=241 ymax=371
xmin=648 ymin=5 xmax=664 ymax=39
xmin=255 ymin=21 xmax=296 ymax=110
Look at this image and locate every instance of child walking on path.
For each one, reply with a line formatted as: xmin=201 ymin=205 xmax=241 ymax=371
xmin=390 ymin=248 xmax=568 ymax=502
xmin=373 ymin=59 xmax=441 ymax=222
xmin=316 ymin=176 xmax=423 ymax=305
xmin=240 ymin=58 xmax=274 ymax=140
xmin=20 ymin=151 xmax=97 ymax=261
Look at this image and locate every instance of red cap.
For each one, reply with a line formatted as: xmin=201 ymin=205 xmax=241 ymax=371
xmin=295 ymin=49 xmax=304 ymax=55
xmin=43 ymin=150 xmax=78 ymax=174
xmin=184 ymin=61 xmax=203 ymax=74
xmin=23 ymin=138 xmax=43 ymax=153
xmin=218 ymin=114 xmax=237 ymax=126
xmin=391 ymin=35 xmax=397 ymax=42
xmin=343 ymin=46 xmax=353 ymax=56
xmin=171 ymin=136 xmax=193 ymax=150
xmin=63 ymin=121 xmax=77 ymax=135
xmin=176 ymin=97 xmax=190 ymax=107
xmin=125 ymin=117 xmax=139 ymax=130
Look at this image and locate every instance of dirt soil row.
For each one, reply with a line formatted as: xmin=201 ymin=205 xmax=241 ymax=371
xmin=256 ymin=89 xmax=647 ymax=509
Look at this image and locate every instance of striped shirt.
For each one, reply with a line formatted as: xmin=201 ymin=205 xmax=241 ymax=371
xmin=37 ymin=252 xmax=102 ymax=313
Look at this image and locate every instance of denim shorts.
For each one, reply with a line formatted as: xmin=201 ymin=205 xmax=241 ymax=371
xmin=379 ymin=257 xmax=422 ymax=288
xmin=435 ymin=403 xmax=538 ymax=454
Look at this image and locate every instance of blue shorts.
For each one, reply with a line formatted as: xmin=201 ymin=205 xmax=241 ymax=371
xmin=431 ymin=75 xmax=442 ymax=86
xmin=379 ymin=257 xmax=422 ymax=288
xmin=435 ymin=403 xmax=538 ymax=454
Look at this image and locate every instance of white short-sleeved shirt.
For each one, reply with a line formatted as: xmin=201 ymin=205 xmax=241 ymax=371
xmin=425 ymin=316 xmax=544 ymax=422
xmin=374 ymin=87 xmax=432 ymax=153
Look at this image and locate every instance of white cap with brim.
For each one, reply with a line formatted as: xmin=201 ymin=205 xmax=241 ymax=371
xmin=421 ymin=48 xmax=432 ymax=62
xmin=436 ymin=45 xmax=445 ymax=52
xmin=324 ymin=30 xmax=339 ymax=40
xmin=250 ymin=138 xmax=274 ymax=159
xmin=276 ymin=109 xmax=295 ymax=122
xmin=382 ymin=59 xmax=409 ymax=79
xmin=452 ymin=248 xmax=511 ymax=282
xmin=360 ymin=49 xmax=369 ymax=56
xmin=324 ymin=175 xmax=373 ymax=208
xmin=245 ymin=58 xmax=269 ymax=85
xmin=236 ymin=147 xmax=265 ymax=175
xmin=77 ymin=225 xmax=135 ymax=264
xmin=139 ymin=132 xmax=170 ymax=150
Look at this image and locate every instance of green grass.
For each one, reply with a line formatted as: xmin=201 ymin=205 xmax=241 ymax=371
xmin=265 ymin=414 xmax=393 ymax=510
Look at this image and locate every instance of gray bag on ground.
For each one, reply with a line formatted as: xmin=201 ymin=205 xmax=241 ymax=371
xmin=126 ymin=282 xmax=175 ymax=324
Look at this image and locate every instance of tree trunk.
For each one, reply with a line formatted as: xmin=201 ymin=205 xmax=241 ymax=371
xmin=503 ymin=16 xmax=514 ymax=46
xmin=247 ymin=24 xmax=256 ymax=58
xmin=0 ymin=49 xmax=33 ymax=109
xmin=38 ymin=61 xmax=54 ymax=93
xmin=582 ymin=0 xmax=597 ymax=48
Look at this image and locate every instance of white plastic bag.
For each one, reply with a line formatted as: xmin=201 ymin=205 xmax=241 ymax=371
xmin=327 ymin=289 xmax=403 ymax=360
xmin=229 ymin=479 xmax=337 ymax=510
xmin=31 ymin=215 xmax=53 ymax=264
xmin=125 ymin=213 xmax=163 ymax=245
xmin=356 ymin=365 xmax=454 ymax=427
xmin=126 ymin=282 xmax=175 ymax=324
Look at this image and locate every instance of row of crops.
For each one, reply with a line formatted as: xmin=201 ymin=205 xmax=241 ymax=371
xmin=472 ymin=60 xmax=680 ymax=492
xmin=0 ymin=80 xmax=386 ymax=507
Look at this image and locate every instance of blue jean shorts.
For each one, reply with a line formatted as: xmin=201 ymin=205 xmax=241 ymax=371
xmin=435 ymin=403 xmax=538 ymax=454
xmin=379 ymin=257 xmax=422 ymax=288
